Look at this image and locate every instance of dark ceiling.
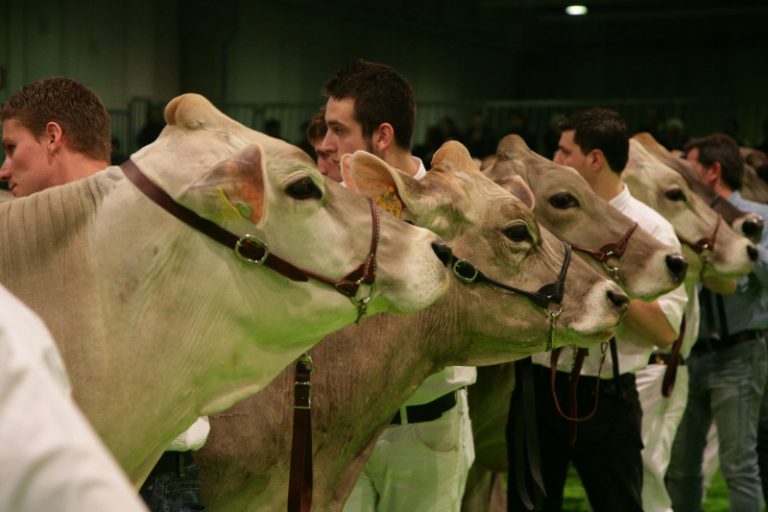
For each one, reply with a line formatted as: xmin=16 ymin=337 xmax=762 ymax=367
xmin=291 ymin=0 xmax=768 ymax=50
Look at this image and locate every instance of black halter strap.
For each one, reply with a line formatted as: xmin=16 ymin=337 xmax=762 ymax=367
xmin=449 ymin=242 xmax=571 ymax=310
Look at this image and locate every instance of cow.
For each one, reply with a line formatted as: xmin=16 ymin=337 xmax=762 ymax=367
xmin=740 ymin=147 xmax=768 ymax=203
xmin=632 ymin=132 xmax=764 ymax=243
xmin=485 ymin=134 xmax=688 ymax=300
xmin=463 ymin=134 xmax=690 ymax=510
xmin=194 ymin=141 xmax=631 ymax=511
xmin=624 ymin=138 xmax=758 ymax=280
xmin=467 ymin=135 xmax=759 ymax=512
xmin=0 ymin=93 xmax=453 ymax=484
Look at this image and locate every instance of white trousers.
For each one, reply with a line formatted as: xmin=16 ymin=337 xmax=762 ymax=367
xmin=637 ymin=363 xmax=690 ymax=512
xmin=343 ymin=388 xmax=474 ymax=512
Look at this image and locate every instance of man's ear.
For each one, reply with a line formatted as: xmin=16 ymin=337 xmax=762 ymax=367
xmin=709 ymin=161 xmax=723 ymax=184
xmin=44 ymin=122 xmax=64 ymax=152
xmin=373 ymin=123 xmax=395 ymax=153
xmin=589 ymin=148 xmax=605 ymax=171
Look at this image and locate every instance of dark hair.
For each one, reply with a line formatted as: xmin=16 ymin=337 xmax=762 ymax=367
xmin=0 ymin=76 xmax=111 ymax=162
xmin=322 ymin=59 xmax=415 ymax=150
xmin=558 ymin=108 xmax=629 ymax=173
xmin=684 ymin=133 xmax=744 ymax=190
xmin=305 ymin=107 xmax=327 ymax=144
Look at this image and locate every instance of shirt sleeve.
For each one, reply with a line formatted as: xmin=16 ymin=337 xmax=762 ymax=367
xmin=0 ymin=286 xmax=148 ymax=512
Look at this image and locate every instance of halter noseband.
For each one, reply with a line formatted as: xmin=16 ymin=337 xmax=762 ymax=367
xmin=678 ymin=214 xmax=722 ymax=264
xmin=570 ymin=222 xmax=638 ymax=281
xmin=450 ymin=241 xmax=572 ymax=350
xmin=120 ymin=159 xmax=379 ymax=321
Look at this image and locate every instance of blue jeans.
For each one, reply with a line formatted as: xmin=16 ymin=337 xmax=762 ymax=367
xmin=667 ymin=338 xmax=768 ymax=512
xmin=139 ymin=451 xmax=207 ymax=512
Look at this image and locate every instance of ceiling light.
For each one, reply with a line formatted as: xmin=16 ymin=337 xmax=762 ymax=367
xmin=565 ymin=5 xmax=588 ymax=16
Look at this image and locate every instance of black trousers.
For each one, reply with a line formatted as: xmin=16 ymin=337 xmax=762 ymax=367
xmin=507 ymin=364 xmax=644 ymax=512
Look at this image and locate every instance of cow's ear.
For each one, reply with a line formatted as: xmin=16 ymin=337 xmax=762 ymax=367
xmin=505 ymin=175 xmax=535 ymax=210
xmin=496 ymin=134 xmax=529 ymax=161
xmin=430 ymin=140 xmax=478 ymax=174
xmin=164 ymin=93 xmax=218 ymax=130
xmin=180 ymin=143 xmax=266 ymax=225
xmin=342 ymin=151 xmax=424 ymax=218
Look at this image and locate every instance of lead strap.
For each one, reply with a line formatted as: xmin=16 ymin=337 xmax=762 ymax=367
xmin=288 ymin=354 xmax=313 ymax=512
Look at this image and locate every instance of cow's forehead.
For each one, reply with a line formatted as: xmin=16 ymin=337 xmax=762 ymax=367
xmin=423 ymin=166 xmax=535 ymax=226
xmin=628 ymin=142 xmax=686 ymax=185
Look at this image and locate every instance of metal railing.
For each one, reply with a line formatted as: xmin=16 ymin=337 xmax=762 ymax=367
xmin=110 ymin=96 xmax=768 ymax=159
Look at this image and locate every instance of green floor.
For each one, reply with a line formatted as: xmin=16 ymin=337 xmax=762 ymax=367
xmin=562 ymin=465 xmax=732 ymax=511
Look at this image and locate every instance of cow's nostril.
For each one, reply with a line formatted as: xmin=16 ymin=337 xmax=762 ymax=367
xmin=747 ymin=244 xmax=759 ymax=262
xmin=665 ymin=254 xmax=688 ymax=282
xmin=607 ymin=289 xmax=630 ymax=309
xmin=431 ymin=241 xmax=453 ymax=267
xmin=743 ymin=217 xmax=764 ymax=240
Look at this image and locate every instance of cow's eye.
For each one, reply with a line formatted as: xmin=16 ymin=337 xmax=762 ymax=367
xmin=503 ymin=223 xmax=531 ymax=242
xmin=548 ymin=192 xmax=580 ymax=209
xmin=286 ymin=177 xmax=322 ymax=200
xmin=664 ymin=188 xmax=686 ymax=202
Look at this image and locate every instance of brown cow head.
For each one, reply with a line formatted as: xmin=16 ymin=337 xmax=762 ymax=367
xmin=625 ymin=139 xmax=757 ymax=280
xmin=633 ymin=132 xmax=764 ymax=244
xmin=342 ymin=140 xmax=629 ymax=356
xmin=485 ymin=134 xmax=686 ymax=300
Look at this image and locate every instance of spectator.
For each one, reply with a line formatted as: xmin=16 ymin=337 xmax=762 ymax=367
xmin=264 ymin=117 xmax=282 ymax=140
xmin=461 ymin=111 xmax=497 ymax=160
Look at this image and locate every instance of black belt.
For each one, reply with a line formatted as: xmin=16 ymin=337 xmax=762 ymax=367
xmin=648 ymin=352 xmax=686 ymax=366
xmin=390 ymin=390 xmax=458 ymax=424
xmin=147 ymin=450 xmax=196 ymax=478
xmin=692 ymin=329 xmax=765 ymax=354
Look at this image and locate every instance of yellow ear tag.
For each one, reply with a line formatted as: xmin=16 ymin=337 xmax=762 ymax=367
xmin=216 ymin=186 xmax=244 ymax=220
xmin=373 ymin=185 xmax=404 ymax=219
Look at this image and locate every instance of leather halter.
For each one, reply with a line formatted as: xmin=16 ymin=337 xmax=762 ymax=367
xmin=450 ymin=241 xmax=572 ymax=352
xmin=570 ymin=222 xmax=638 ymax=281
xmin=450 ymin=241 xmax=571 ymax=310
xmin=288 ymin=354 xmax=313 ymax=512
xmin=678 ymin=214 xmax=722 ymax=260
xmin=120 ymin=159 xmax=380 ymax=317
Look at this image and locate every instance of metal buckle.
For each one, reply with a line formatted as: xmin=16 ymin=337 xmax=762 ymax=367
xmin=452 ymin=259 xmax=479 ymax=283
xmin=602 ymin=250 xmax=622 ymax=281
xmin=235 ymin=234 xmax=269 ymax=265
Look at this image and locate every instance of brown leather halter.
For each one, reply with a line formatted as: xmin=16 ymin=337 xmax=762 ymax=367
xmin=120 ymin=159 xmax=380 ymax=319
xmin=678 ymin=214 xmax=722 ymax=267
xmin=570 ymin=222 xmax=638 ymax=281
xmin=545 ymin=224 xmax=640 ymax=438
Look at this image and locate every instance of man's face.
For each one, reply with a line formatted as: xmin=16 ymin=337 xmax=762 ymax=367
xmin=320 ymin=96 xmax=374 ymax=183
xmin=0 ymin=118 xmax=55 ymax=197
xmin=311 ymin=140 xmax=336 ymax=179
xmin=553 ymin=129 xmax=589 ymax=179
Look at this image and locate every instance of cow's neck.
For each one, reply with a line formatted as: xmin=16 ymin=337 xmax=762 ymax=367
xmin=295 ymin=285 xmax=466 ymax=508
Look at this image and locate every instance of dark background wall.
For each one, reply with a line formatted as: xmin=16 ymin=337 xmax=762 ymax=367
xmin=1 ymin=0 xmax=767 ymax=155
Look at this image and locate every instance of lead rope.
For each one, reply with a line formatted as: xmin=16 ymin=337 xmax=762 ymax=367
xmin=508 ymin=357 xmax=547 ymax=510
xmin=548 ymin=342 xmax=609 ymax=439
xmin=288 ymin=354 xmax=313 ymax=512
xmin=508 ymin=308 xmax=566 ymax=510
xmin=662 ymin=316 xmax=687 ymax=397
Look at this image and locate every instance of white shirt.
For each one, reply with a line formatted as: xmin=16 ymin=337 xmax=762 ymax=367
xmin=533 ymin=184 xmax=688 ymax=377
xmin=0 ymin=283 xmax=147 ymax=512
